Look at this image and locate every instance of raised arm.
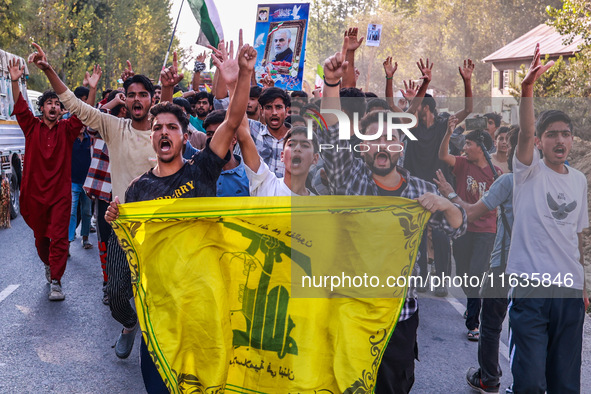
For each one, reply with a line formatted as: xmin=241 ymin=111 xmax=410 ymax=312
xmin=406 ymin=58 xmax=432 ymax=115
xmin=320 ymin=36 xmax=349 ymax=126
xmin=209 ymin=44 xmax=257 ymax=159
xmin=318 ymin=37 xmax=369 ymax=194
xmin=383 ymin=57 xmax=401 ymax=111
xmin=191 ymin=51 xmax=207 ymax=91
xmin=160 ymin=51 xmax=184 ymax=103
xmin=210 ymin=32 xmax=243 ymax=96
xmin=86 ymin=65 xmax=102 ymax=107
xmin=28 ymin=43 xmax=67 ymax=95
xmin=8 ymin=58 xmax=25 ymax=104
xmin=342 ymin=28 xmax=364 ymax=88
xmin=438 ymin=115 xmax=458 ymax=167
xmin=29 ymin=43 xmax=119 ymax=137
xmin=453 ymin=59 xmax=474 ymax=123
xmin=210 ymin=40 xmax=230 ymax=100
xmin=237 ymin=116 xmax=260 ymax=171
xmin=517 ymin=44 xmax=554 ymax=166
xmin=121 ymin=60 xmax=134 ymax=82
xmin=259 ymin=75 xmax=275 ymax=90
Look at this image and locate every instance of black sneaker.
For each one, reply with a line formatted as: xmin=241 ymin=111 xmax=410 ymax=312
xmin=115 ymin=323 xmax=139 ymax=359
xmin=416 ymin=277 xmax=429 ymax=293
xmin=466 ymin=367 xmax=500 ymax=393
xmin=434 ymin=284 xmax=448 ymax=297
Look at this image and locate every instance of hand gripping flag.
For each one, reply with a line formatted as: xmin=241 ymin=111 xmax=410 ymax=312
xmin=113 ymin=196 xmax=430 ymax=393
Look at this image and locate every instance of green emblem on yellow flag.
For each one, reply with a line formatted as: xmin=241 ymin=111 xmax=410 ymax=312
xmin=113 ymin=196 xmax=429 ymax=393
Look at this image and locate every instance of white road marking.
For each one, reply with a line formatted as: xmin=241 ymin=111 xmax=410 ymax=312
xmin=16 ymin=305 xmax=33 ymax=316
xmin=444 ymin=293 xmax=510 ymax=361
xmin=0 ymin=285 xmax=19 ymax=303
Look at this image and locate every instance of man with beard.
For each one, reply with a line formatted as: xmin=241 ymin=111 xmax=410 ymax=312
xmin=152 ymin=85 xmax=162 ymax=105
xmin=272 ymin=29 xmax=293 ymax=63
xmin=31 ymin=42 xmax=160 ymax=358
xmin=247 ymin=85 xmax=261 ymax=121
xmin=318 ymin=39 xmax=466 ymax=394
xmin=189 ymin=91 xmax=213 ymax=133
xmin=249 ymin=87 xmax=291 ymax=177
xmin=8 ymin=50 xmax=83 ymax=301
xmin=104 ymin=44 xmax=256 ymax=392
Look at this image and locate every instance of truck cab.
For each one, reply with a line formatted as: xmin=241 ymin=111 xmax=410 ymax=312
xmin=0 ymin=49 xmax=33 ymax=219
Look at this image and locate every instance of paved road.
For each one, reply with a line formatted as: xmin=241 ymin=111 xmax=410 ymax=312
xmin=1 ymin=216 xmax=590 ymax=393
xmin=415 ymin=271 xmax=591 ymax=393
xmin=0 ymin=217 xmax=143 ymax=393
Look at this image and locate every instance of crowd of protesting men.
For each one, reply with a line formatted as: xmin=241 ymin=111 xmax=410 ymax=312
xmin=6 ymin=22 xmax=589 ymax=394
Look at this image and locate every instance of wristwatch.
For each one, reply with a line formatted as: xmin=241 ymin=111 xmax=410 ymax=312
xmin=447 ymin=192 xmax=458 ymax=201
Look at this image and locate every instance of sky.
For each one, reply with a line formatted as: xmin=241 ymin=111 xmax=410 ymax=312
xmin=170 ymin=0 xmax=308 ymax=62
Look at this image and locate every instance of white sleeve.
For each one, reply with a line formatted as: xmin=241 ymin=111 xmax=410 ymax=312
xmin=58 ymin=89 xmax=122 ymax=144
xmin=513 ymin=147 xmax=541 ymax=186
xmin=244 ymin=158 xmax=280 ymax=197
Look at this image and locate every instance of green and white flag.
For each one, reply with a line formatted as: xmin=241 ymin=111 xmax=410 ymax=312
xmin=187 ymin=0 xmax=224 ymax=48
xmin=315 ymin=64 xmax=324 ymax=88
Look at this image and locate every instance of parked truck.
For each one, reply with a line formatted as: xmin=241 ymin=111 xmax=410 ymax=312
xmin=0 ymin=49 xmax=33 ymax=219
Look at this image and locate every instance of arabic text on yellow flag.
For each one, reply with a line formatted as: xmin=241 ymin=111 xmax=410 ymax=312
xmin=112 ymin=196 xmax=430 ymax=393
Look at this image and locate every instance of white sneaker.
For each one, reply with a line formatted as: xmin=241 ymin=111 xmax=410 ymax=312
xmin=49 ymin=280 xmax=65 ymax=301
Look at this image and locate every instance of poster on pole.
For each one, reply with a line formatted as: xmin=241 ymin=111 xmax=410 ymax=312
xmin=253 ymin=3 xmax=310 ymax=91
xmin=366 ymin=24 xmax=382 ymax=47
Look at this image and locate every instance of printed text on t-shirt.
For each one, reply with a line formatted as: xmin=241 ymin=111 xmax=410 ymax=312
xmin=155 ymin=180 xmax=195 ymax=199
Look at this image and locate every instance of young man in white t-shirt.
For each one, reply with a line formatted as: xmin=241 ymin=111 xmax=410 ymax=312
xmin=238 ymin=124 xmax=318 ymax=197
xmin=509 ymin=43 xmax=590 ymax=393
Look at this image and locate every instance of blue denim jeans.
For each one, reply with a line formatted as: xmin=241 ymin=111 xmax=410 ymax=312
xmin=69 ymin=183 xmax=92 ymax=242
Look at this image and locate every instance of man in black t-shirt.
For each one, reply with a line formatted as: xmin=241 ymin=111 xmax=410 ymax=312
xmin=402 ymin=61 xmax=474 ymax=296
xmin=105 ymin=43 xmax=258 ymax=393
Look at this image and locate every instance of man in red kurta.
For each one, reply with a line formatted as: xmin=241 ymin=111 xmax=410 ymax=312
xmin=9 ymin=56 xmax=82 ymax=301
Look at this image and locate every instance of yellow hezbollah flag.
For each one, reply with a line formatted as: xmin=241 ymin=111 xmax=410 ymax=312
xmin=113 ymin=196 xmax=430 ymax=393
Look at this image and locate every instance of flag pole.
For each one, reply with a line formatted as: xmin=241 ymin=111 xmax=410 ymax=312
xmin=160 ymin=0 xmax=185 ymax=81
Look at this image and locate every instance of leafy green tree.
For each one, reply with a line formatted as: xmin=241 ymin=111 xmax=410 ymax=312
xmin=547 ymin=0 xmax=591 ymax=46
xmin=3 ymin=0 xmax=179 ymax=92
xmin=304 ymin=0 xmax=560 ymax=97
xmin=510 ymin=53 xmax=591 ymax=139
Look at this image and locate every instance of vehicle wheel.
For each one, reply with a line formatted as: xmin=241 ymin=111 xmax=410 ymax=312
xmin=9 ymin=172 xmax=19 ymax=219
